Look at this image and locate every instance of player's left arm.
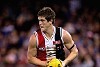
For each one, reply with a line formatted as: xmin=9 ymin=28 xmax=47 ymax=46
xmin=62 ymin=29 xmax=78 ymax=66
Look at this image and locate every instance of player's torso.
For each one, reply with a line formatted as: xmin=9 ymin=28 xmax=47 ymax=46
xmin=36 ymin=26 xmax=57 ymax=61
xmin=43 ymin=32 xmax=56 ymax=59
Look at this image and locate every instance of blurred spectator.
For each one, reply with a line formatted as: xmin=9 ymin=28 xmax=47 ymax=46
xmin=69 ymin=0 xmax=81 ymax=13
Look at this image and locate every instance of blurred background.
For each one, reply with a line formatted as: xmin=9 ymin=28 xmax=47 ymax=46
xmin=0 ymin=0 xmax=100 ymax=67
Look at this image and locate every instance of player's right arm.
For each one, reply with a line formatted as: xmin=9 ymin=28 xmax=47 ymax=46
xmin=27 ymin=33 xmax=47 ymax=66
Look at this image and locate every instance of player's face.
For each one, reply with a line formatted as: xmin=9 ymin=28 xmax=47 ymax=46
xmin=38 ymin=16 xmax=51 ymax=32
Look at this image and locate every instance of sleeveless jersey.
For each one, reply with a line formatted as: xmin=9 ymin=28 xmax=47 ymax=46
xmin=35 ymin=26 xmax=65 ymax=61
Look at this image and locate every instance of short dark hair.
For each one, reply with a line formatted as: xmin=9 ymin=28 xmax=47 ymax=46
xmin=37 ymin=7 xmax=56 ymax=24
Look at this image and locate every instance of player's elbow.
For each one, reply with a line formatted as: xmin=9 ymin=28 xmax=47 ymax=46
xmin=73 ymin=48 xmax=78 ymax=57
xmin=72 ymin=45 xmax=78 ymax=57
xmin=75 ymin=49 xmax=78 ymax=57
xmin=27 ymin=56 xmax=31 ymax=63
xmin=27 ymin=55 xmax=33 ymax=63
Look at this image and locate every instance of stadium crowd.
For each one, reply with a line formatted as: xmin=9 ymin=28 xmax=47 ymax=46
xmin=0 ymin=0 xmax=99 ymax=67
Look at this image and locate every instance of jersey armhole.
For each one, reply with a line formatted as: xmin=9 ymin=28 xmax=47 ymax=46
xmin=33 ymin=31 xmax=38 ymax=48
xmin=60 ymin=27 xmax=64 ymax=44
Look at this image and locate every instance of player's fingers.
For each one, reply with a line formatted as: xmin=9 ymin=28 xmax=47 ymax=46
xmin=46 ymin=62 xmax=49 ymax=67
xmin=47 ymin=56 xmax=56 ymax=62
xmin=58 ymin=59 xmax=66 ymax=67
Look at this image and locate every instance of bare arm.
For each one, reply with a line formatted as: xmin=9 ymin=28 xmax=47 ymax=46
xmin=27 ymin=34 xmax=47 ymax=66
xmin=62 ymin=29 xmax=78 ymax=66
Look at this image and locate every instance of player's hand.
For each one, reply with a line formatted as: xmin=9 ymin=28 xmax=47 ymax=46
xmin=47 ymin=56 xmax=56 ymax=63
xmin=59 ymin=60 xmax=66 ymax=67
xmin=46 ymin=57 xmax=56 ymax=67
xmin=62 ymin=61 xmax=66 ymax=67
xmin=45 ymin=61 xmax=49 ymax=67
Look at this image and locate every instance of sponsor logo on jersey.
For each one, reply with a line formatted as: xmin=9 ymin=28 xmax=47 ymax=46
xmin=53 ymin=40 xmax=61 ymax=45
xmin=38 ymin=47 xmax=46 ymax=51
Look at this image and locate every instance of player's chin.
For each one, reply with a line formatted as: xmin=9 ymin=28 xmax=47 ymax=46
xmin=40 ymin=28 xmax=45 ymax=32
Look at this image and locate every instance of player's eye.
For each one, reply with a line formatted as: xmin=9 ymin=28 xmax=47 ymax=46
xmin=38 ymin=19 xmax=45 ymax=22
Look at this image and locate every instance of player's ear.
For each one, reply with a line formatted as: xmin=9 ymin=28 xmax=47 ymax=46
xmin=51 ymin=19 xmax=53 ymax=22
xmin=49 ymin=19 xmax=53 ymax=24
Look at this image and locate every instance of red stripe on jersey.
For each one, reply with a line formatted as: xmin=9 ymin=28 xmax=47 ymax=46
xmin=37 ymin=29 xmax=47 ymax=61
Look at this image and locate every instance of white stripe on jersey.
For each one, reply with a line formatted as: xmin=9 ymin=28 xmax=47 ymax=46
xmin=42 ymin=26 xmax=56 ymax=59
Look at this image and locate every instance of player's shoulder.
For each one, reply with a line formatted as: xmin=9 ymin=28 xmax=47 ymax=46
xmin=28 ymin=32 xmax=37 ymax=47
xmin=29 ymin=31 xmax=37 ymax=41
xmin=30 ymin=28 xmax=41 ymax=40
xmin=62 ymin=28 xmax=72 ymax=37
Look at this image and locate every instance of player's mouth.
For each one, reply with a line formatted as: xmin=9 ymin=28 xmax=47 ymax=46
xmin=40 ymin=26 xmax=44 ymax=28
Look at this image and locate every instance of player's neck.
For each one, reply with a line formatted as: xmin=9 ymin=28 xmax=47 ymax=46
xmin=44 ymin=25 xmax=54 ymax=39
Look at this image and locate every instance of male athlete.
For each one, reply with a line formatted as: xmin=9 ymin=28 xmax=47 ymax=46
xmin=27 ymin=7 xmax=78 ymax=67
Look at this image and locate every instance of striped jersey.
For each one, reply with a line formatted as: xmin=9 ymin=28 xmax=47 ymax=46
xmin=34 ymin=26 xmax=65 ymax=61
